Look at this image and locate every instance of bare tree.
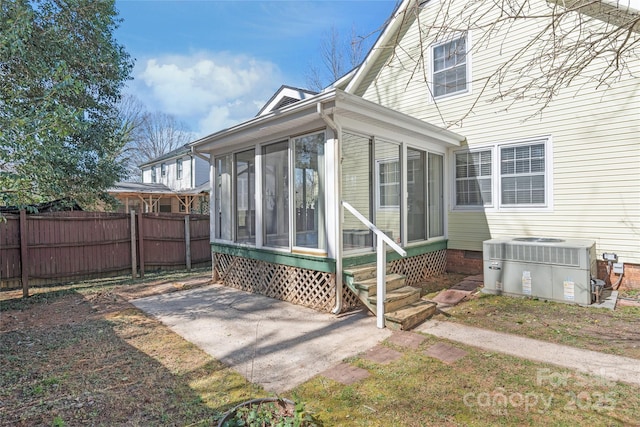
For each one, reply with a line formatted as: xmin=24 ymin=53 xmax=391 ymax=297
xmin=306 ymin=24 xmax=371 ymax=91
xmin=116 ymin=96 xmax=194 ymax=181
xmin=381 ymin=0 xmax=639 ymax=125
xmin=116 ymin=94 xmax=146 ymax=180
xmin=135 ymin=111 xmax=193 ymax=162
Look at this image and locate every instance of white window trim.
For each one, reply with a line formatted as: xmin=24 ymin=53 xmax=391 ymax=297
xmin=451 ymin=136 xmax=553 ymax=213
xmin=429 ymin=32 xmax=472 ymax=102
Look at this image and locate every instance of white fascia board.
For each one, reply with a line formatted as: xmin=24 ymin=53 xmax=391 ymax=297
xmin=335 ymin=91 xmax=464 ymax=146
xmin=345 ymin=0 xmax=416 ymax=94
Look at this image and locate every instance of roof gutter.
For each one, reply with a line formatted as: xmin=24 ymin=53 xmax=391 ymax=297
xmin=318 ymin=102 xmax=344 ymax=315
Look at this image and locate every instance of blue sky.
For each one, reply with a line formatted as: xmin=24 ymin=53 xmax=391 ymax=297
xmin=114 ymin=0 xmax=398 ymax=137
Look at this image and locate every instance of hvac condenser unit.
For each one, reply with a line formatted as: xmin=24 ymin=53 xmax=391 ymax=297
xmin=483 ymin=237 xmax=597 ymax=305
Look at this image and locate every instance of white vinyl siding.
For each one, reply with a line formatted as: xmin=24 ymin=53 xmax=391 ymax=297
xmin=355 ymin=0 xmax=640 ymax=263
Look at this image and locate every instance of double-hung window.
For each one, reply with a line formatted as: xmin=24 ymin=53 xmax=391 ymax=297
xmin=176 ymin=158 xmax=183 ymax=180
xmin=377 ymin=160 xmax=401 ymax=209
xmin=455 ymin=150 xmax=492 ymax=207
xmin=454 ymin=138 xmax=550 ymax=210
xmin=151 ymin=167 xmax=157 ymax=183
xmin=500 ymin=143 xmax=546 ymax=206
xmin=432 ymin=35 xmax=468 ymax=98
xmin=161 ymin=163 xmax=167 ymax=177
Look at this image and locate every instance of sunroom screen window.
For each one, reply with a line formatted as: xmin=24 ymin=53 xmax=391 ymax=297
xmin=215 ymin=154 xmax=232 ymax=241
xmin=428 ymin=153 xmax=444 ymax=237
xmin=407 ymin=148 xmax=426 ymax=241
xmin=294 ymin=133 xmax=325 ymax=249
xmin=263 ymin=141 xmax=289 ymax=247
xmin=342 ymin=132 xmax=373 ymax=251
xmin=235 ymin=149 xmax=255 ymax=244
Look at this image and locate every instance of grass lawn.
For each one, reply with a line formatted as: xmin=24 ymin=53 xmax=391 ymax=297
xmin=1 ymin=271 xmax=639 ymax=426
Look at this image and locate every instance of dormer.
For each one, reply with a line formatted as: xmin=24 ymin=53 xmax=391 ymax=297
xmin=256 ymin=85 xmax=317 ymax=117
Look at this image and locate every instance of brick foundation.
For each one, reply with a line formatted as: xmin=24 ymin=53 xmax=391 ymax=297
xmin=446 ymin=249 xmax=640 ymax=290
xmin=597 ymin=261 xmax=640 ymax=290
xmin=446 ymin=249 xmax=483 ymax=275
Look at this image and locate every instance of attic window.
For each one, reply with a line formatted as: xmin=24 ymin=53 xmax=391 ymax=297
xmin=432 ymin=35 xmax=468 ymax=98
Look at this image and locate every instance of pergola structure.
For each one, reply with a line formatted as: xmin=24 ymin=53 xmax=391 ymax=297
xmin=109 ymin=182 xmax=209 ymax=214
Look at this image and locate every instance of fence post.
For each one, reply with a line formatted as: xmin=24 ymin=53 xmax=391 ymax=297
xmin=19 ymin=209 xmax=29 ymax=298
xmin=184 ymin=215 xmax=191 ymax=272
xmin=138 ymin=212 xmax=145 ymax=278
xmin=130 ymin=210 xmax=137 ymax=279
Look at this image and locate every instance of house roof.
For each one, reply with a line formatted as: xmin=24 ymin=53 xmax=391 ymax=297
xmin=345 ymin=0 xmax=416 ymax=95
xmin=109 ymin=182 xmax=174 ymax=194
xmin=108 ymin=182 xmax=210 ymax=196
xmin=138 ymin=144 xmax=191 ymax=168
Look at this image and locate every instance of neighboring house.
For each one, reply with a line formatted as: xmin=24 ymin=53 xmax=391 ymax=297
xmin=110 ymin=145 xmax=210 ymax=214
xmin=139 ymin=144 xmax=209 ymax=192
xmin=190 ymin=1 xmax=639 ymax=327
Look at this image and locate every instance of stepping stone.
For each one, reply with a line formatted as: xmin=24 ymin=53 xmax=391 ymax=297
xmin=321 ymin=362 xmax=370 ymax=385
xmin=386 ymin=331 xmax=426 ymax=350
xmin=425 ymin=342 xmax=467 ymax=365
xmin=431 ymin=289 xmax=471 ymax=306
xmin=450 ymin=280 xmax=481 ymax=292
xmin=361 ymin=345 xmax=403 ymax=364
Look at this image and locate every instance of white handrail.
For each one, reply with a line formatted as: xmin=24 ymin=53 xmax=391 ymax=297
xmin=342 ymin=201 xmax=406 ymax=328
xmin=342 ymin=201 xmax=406 ymax=257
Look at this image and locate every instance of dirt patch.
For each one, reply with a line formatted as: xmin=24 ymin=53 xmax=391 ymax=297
xmin=1 ymin=293 xmax=95 ymax=332
xmin=417 ymin=272 xmax=467 ymax=295
xmin=0 ymin=271 xmax=250 ymax=427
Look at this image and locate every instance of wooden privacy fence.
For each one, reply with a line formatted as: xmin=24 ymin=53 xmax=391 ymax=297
xmin=0 ymin=211 xmax=211 ymax=296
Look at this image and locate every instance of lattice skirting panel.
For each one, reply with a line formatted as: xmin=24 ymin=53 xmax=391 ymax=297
xmin=214 ymin=253 xmax=360 ymax=313
xmin=388 ymin=249 xmax=447 ymax=285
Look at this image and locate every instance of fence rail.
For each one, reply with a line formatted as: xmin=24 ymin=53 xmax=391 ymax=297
xmin=0 ymin=211 xmax=211 ymax=294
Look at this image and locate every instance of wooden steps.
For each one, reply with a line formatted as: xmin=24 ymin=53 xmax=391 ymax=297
xmin=344 ymin=265 xmax=436 ymax=330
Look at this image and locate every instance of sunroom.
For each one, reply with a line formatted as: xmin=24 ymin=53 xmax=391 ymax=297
xmin=191 ymin=88 xmax=463 ymax=319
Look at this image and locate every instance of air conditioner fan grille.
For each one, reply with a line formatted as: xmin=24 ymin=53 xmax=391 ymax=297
xmin=487 ymin=243 xmax=581 ymax=267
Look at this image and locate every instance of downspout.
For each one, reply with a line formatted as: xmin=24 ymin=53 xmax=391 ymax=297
xmin=318 ymin=102 xmax=343 ymax=315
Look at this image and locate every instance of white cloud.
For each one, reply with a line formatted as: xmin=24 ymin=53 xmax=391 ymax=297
xmin=130 ymin=51 xmax=283 ymax=137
